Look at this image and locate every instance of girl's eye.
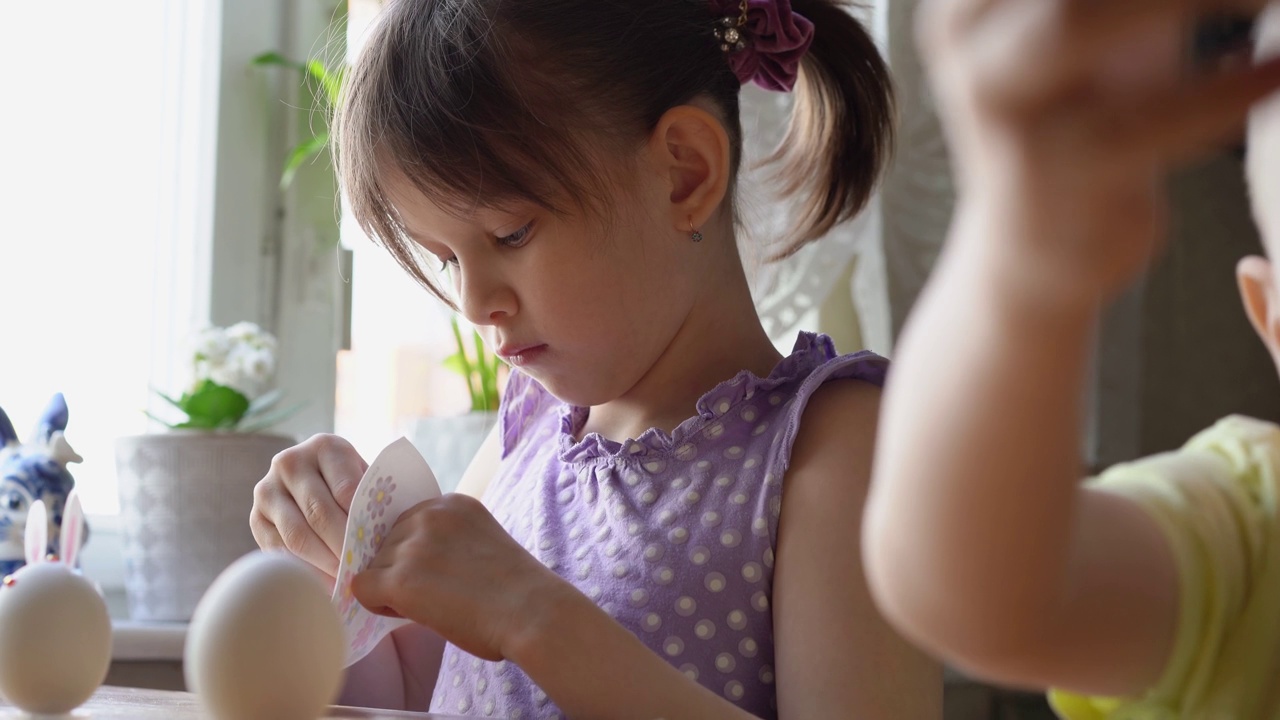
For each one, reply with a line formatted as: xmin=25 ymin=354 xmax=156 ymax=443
xmin=497 ymin=222 xmax=533 ymax=248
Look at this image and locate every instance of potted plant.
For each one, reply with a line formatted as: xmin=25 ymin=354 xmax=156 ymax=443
xmin=114 ymin=322 xmax=300 ymax=622
xmin=251 ymin=51 xmax=344 ymax=190
xmin=405 ymin=318 xmax=505 ymax=493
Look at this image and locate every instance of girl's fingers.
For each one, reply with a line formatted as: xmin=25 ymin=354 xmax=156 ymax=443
xmin=310 ymin=434 xmax=368 ymax=513
xmin=279 ymin=466 xmax=349 ymax=559
xmin=1126 ymin=55 xmax=1280 ymax=165
xmin=350 ymin=567 xmax=402 ymax=618
xmin=249 ymin=499 xmax=340 ymax=578
xmin=931 ymin=0 xmax=1271 ymax=113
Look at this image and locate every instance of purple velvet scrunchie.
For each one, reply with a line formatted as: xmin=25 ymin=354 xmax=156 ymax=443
xmin=708 ymin=0 xmax=815 ymax=92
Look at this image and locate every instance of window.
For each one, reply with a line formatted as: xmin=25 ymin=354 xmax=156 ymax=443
xmin=1 ymin=1 xmax=349 ymax=593
xmin=1 ymin=2 xmax=170 ymax=516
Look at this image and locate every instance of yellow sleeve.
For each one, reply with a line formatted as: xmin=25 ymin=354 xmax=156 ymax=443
xmin=1049 ymin=416 xmax=1280 ymax=720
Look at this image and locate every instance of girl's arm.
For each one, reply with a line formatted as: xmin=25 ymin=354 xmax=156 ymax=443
xmin=339 ymin=423 xmax=504 ymax=711
xmin=773 ymin=380 xmax=942 ymax=718
xmin=509 ymin=381 xmax=941 ymax=719
xmin=863 ymin=209 xmax=1179 ymax=697
xmin=508 ymin=590 xmax=761 ymax=720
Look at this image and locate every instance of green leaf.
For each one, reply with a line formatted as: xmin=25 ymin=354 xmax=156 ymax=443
xmin=252 ymin=51 xmax=306 ymax=72
xmin=280 ymin=133 xmax=330 ymax=190
xmin=142 ymin=409 xmax=180 ymax=430
xmin=485 ymin=355 xmax=501 ymax=410
xmin=245 ymin=388 xmax=284 ymax=418
xmin=442 ymin=353 xmax=470 ymax=376
xmin=181 ymin=381 xmax=251 ymax=427
xmin=306 ymin=58 xmax=344 ymax=108
xmin=332 ymin=65 xmax=347 ymax=103
xmin=449 ymin=317 xmax=482 ymax=409
xmin=236 ymin=402 xmax=306 ymax=434
xmin=473 ymin=331 xmax=493 ymax=410
xmin=153 ymin=389 xmax=189 ymax=414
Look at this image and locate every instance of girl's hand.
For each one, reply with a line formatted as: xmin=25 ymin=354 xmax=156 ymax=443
xmin=351 ymin=493 xmax=572 ymax=663
xmin=250 ymin=434 xmax=368 ymax=588
xmin=919 ymin=0 xmax=1280 ymax=302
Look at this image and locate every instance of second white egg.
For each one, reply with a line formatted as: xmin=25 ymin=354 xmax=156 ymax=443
xmin=184 ymin=551 xmax=345 ymax=720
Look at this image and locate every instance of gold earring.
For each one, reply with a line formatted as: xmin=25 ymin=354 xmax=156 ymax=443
xmin=690 ymin=219 xmax=703 ymax=243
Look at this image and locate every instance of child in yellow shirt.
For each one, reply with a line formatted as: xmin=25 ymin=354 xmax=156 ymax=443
xmin=865 ymin=2 xmax=1280 ymax=717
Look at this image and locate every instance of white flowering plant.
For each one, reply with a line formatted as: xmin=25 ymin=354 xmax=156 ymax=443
xmin=149 ymin=322 xmax=299 ymax=431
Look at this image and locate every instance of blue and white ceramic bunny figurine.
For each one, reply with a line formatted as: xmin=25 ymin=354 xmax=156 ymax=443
xmin=0 ymin=394 xmax=82 ymax=576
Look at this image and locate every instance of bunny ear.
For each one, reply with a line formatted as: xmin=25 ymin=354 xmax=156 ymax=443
xmin=60 ymin=491 xmax=84 ymax=569
xmin=0 ymin=407 xmax=16 ymax=449
xmin=35 ymin=394 xmax=69 ymax=445
xmin=24 ymin=500 xmax=47 ymax=566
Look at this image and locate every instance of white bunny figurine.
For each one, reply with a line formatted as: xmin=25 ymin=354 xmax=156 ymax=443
xmin=0 ymin=491 xmax=112 ymax=716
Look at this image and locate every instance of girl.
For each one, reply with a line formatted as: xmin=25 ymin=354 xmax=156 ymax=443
xmin=865 ymin=0 xmax=1280 ymax=717
xmin=250 ymin=0 xmax=940 ymax=718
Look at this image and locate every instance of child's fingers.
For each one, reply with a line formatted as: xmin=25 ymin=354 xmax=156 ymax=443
xmin=1125 ymin=56 xmax=1280 ymax=165
xmin=1070 ymin=0 xmax=1271 ymax=74
xmin=311 ymin=434 xmax=367 ymax=513
xmin=350 ymin=567 xmax=388 ymax=611
xmin=350 ymin=567 xmax=405 ymax=618
xmin=248 ymin=505 xmax=340 ymax=579
xmin=928 ymin=0 xmax=1272 ymax=113
xmin=939 ymin=0 xmax=1166 ymax=115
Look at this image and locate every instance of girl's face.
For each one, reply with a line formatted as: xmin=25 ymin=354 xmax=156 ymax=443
xmin=389 ymin=159 xmax=700 ymax=408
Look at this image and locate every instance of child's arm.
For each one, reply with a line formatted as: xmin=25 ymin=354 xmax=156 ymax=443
xmin=772 ymin=381 xmax=942 ymax=717
xmin=865 ymin=224 xmax=1179 ymax=696
xmin=862 ymin=0 xmax=1280 ymax=699
xmin=510 ymin=381 xmax=940 ymax=719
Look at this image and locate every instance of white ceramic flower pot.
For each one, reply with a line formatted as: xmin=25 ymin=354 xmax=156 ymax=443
xmin=403 ymin=412 xmax=498 ymax=494
xmin=114 ymin=431 xmax=295 ymax=622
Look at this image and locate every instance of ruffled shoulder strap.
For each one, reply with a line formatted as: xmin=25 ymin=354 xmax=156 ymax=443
xmin=770 ymin=341 xmax=889 ymax=477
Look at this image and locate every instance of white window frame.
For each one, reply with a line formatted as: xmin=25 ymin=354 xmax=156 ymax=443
xmin=84 ymin=0 xmax=349 ymax=594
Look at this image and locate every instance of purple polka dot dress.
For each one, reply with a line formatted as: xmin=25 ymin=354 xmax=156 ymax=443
xmin=429 ymin=333 xmax=887 ymax=719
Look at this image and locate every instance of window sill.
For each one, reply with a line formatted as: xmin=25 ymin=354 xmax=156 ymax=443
xmin=112 ymin=616 xmax=187 ymax=662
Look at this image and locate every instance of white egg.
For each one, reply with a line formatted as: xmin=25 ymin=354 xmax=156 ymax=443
xmin=185 ymin=551 xmax=345 ymax=720
xmin=0 ymin=562 xmax=112 ymax=714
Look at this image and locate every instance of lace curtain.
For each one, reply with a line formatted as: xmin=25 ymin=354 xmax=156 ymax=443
xmin=743 ymin=0 xmax=952 ymax=355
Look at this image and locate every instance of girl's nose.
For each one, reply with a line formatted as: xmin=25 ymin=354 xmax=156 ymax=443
xmin=458 ymin=267 xmax=517 ymax=326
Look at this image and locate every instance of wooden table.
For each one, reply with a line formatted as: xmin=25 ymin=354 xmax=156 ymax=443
xmin=0 ymin=686 xmax=479 ymax=719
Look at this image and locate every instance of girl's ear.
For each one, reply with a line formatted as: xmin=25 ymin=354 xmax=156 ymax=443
xmin=647 ymin=104 xmax=731 ymax=234
xmin=1237 ymin=255 xmax=1280 ymax=365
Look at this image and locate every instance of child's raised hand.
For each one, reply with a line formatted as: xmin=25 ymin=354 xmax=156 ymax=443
xmin=918 ymin=0 xmax=1280 ymax=302
xmin=250 ymin=434 xmax=369 ymax=587
xmin=351 ymin=494 xmax=573 ymax=663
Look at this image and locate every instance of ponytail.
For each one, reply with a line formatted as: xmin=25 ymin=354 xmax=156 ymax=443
xmin=765 ymin=0 xmax=895 ymax=259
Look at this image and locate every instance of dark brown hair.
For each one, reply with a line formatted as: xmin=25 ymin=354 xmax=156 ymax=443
xmin=337 ymin=0 xmax=894 ymax=296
